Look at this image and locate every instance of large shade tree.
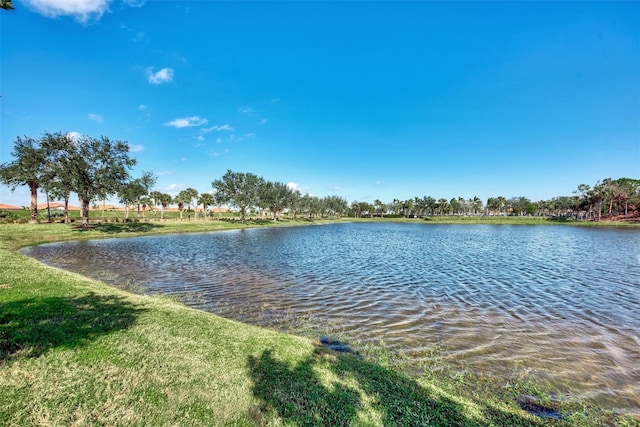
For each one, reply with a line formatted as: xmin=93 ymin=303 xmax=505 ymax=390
xmin=212 ymin=170 xmax=265 ymax=222
xmin=0 ymin=135 xmax=51 ymax=222
xmin=259 ymin=181 xmax=293 ymax=221
xmin=40 ymin=132 xmax=77 ymax=223
xmin=63 ymin=135 xmax=137 ymax=226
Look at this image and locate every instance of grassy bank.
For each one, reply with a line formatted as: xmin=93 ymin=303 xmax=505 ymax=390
xmin=1 ymin=221 xmax=638 ymax=426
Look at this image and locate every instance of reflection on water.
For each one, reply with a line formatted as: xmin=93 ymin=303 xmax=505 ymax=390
xmin=23 ymin=222 xmax=640 ymax=412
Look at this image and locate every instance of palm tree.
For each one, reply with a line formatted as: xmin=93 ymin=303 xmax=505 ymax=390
xmin=437 ymin=198 xmax=449 ymax=215
xmin=157 ymin=193 xmax=172 ymax=220
xmin=198 ymin=193 xmax=215 ymax=219
xmin=373 ymin=199 xmax=386 ymax=218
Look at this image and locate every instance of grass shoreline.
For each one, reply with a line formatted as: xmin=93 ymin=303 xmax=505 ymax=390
xmin=1 ymin=219 xmax=638 ymax=426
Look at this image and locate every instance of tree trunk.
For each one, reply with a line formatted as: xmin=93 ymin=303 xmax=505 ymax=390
xmin=29 ymin=181 xmax=38 ymax=223
xmin=81 ymin=199 xmax=90 ymax=226
xmin=45 ymin=192 xmax=51 ymax=222
xmin=64 ymin=197 xmax=70 ymax=223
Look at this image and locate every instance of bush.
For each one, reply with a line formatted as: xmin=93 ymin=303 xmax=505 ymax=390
xmin=0 ymin=210 xmax=17 ymax=220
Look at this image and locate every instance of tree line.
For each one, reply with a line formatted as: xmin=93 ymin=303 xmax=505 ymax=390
xmin=1 ymin=132 xmax=638 ymax=224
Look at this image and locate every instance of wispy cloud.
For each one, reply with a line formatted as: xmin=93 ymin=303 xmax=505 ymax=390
xmin=330 ymin=185 xmax=343 ymax=191
xmin=123 ymin=0 xmax=146 ymax=7
xmin=244 ymin=133 xmax=255 ymax=138
xmin=156 ymin=170 xmax=175 ymax=177
xmin=201 ymin=124 xmax=235 ymax=133
xmin=146 ymin=67 xmax=174 ymax=85
xmin=88 ymin=113 xmax=103 ymax=123
xmin=238 ymin=107 xmax=256 ymax=116
xmin=163 ymin=116 xmax=208 ymax=128
xmin=138 ymin=104 xmax=148 ymax=110
xmin=128 ymin=144 xmax=144 ymax=152
xmin=259 ymin=118 xmax=268 ymax=125
xmin=24 ymin=0 xmax=110 ymax=24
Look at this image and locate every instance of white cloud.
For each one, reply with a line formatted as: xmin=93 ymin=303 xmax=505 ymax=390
xmin=138 ymin=104 xmax=147 ymax=110
xmin=215 ymin=137 xmax=222 ymax=143
xmin=201 ymin=124 xmax=234 ymax=133
xmin=67 ymin=131 xmax=82 ymax=141
xmin=128 ymin=144 xmax=144 ymax=152
xmin=287 ymin=182 xmax=299 ymax=191
xmin=197 ymin=135 xmax=205 ymax=142
xmin=146 ymin=67 xmax=174 ymax=85
xmin=166 ymin=183 xmax=185 ymax=195
xmin=24 ymin=0 xmax=110 ymax=24
xmin=244 ymin=133 xmax=255 ymax=138
xmin=331 ymin=185 xmax=343 ymax=191
xmin=259 ymin=118 xmax=268 ymax=125
xmin=156 ymin=170 xmax=174 ymax=177
xmin=374 ymin=181 xmax=383 ymax=186
xmin=163 ymin=116 xmax=208 ymax=128
xmin=208 ymin=151 xmax=221 ymax=157
xmin=88 ymin=113 xmax=103 ymax=123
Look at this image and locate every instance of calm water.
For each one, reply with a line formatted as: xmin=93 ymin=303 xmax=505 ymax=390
xmin=23 ymin=223 xmax=640 ymax=412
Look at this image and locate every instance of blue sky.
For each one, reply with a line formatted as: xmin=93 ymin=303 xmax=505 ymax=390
xmin=1 ymin=0 xmax=639 ymax=207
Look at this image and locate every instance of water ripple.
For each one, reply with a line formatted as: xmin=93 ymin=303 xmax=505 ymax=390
xmin=22 ymin=222 xmax=640 ymax=413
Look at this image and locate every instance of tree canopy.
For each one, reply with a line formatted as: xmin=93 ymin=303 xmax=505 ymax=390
xmin=212 ymin=170 xmax=265 ymax=222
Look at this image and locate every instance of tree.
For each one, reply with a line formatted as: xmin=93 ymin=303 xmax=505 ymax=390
xmin=288 ymin=189 xmax=302 ymax=219
xmin=1 ymin=0 xmax=15 ymax=11
xmin=156 ymin=193 xmax=173 ymax=220
xmin=212 ymin=170 xmax=265 ymax=222
xmin=0 ymin=135 xmax=51 ymax=222
xmin=173 ymin=190 xmax=193 ymax=220
xmin=63 ymin=135 xmax=137 ymax=226
xmin=198 ymin=193 xmax=215 ymax=218
xmin=118 ymin=172 xmax=156 ymax=219
xmin=149 ymin=191 xmax=163 ymax=215
xmin=471 ymin=196 xmax=483 ymax=214
xmin=450 ymin=198 xmax=462 ymax=215
xmin=437 ymin=198 xmax=449 ymax=215
xmin=40 ymin=132 xmax=77 ymax=223
xmin=259 ymin=181 xmax=292 ymax=221
xmin=373 ymin=199 xmax=386 ymax=218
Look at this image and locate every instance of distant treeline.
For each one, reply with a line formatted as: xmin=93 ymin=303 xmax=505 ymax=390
xmin=1 ymin=132 xmax=638 ymax=223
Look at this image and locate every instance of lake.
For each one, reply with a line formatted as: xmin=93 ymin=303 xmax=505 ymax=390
xmin=22 ymin=222 xmax=640 ymax=413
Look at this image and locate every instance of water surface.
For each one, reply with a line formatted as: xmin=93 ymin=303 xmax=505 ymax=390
xmin=23 ymin=222 xmax=640 ymax=412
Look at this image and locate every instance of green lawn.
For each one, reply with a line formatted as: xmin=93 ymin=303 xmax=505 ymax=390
xmin=1 ymin=221 xmax=638 ymax=426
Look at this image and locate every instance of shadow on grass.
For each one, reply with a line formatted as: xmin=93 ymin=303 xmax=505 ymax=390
xmin=248 ymin=347 xmax=545 ymax=426
xmin=0 ymin=292 xmax=144 ymax=362
xmin=93 ymin=222 xmax=164 ymax=233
